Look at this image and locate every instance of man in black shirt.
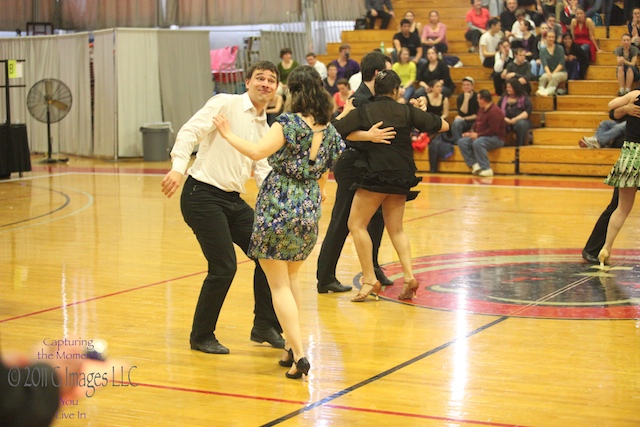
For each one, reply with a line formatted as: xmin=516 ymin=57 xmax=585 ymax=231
xmin=392 ymin=19 xmax=424 ymax=65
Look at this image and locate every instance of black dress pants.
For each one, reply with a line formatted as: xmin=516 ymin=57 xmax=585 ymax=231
xmin=181 ymin=176 xmax=280 ymax=342
xmin=366 ymin=10 xmax=392 ymax=29
xmin=316 ymin=149 xmax=385 ymax=286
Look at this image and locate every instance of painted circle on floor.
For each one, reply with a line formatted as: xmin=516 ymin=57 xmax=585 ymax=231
xmin=375 ymin=249 xmax=640 ymax=319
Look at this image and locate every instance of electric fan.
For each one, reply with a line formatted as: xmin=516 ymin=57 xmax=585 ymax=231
xmin=26 ymin=78 xmax=73 ymax=163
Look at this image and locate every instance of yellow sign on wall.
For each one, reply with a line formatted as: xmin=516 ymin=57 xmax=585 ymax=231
xmin=8 ymin=60 xmax=23 ymax=79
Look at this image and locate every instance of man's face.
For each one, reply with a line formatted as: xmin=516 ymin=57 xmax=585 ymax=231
xmin=462 ymin=81 xmax=474 ymax=93
xmin=306 ymin=56 xmax=316 ymax=66
xmin=516 ymin=51 xmax=526 ymax=63
xmin=547 ymin=16 xmax=556 ymax=27
xmin=245 ymin=69 xmax=277 ymax=107
xmin=401 ymin=23 xmax=411 ymax=36
xmin=507 ymin=0 xmax=517 ymax=12
xmin=477 ymin=94 xmax=487 ymax=108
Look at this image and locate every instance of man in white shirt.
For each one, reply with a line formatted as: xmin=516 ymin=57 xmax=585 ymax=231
xmin=161 ymin=61 xmax=284 ymax=354
xmin=479 ymin=18 xmax=503 ymax=68
xmin=305 ymin=52 xmax=327 ymax=79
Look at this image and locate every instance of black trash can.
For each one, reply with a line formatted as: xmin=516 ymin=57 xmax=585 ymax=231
xmin=140 ymin=122 xmax=173 ymax=161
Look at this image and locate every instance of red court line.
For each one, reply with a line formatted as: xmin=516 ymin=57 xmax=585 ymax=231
xmin=118 ymin=381 xmax=528 ymax=427
xmin=0 ymin=270 xmax=207 ymax=324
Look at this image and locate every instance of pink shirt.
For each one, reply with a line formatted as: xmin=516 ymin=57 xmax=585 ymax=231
xmin=422 ymin=23 xmax=448 ymax=46
xmin=466 ymin=8 xmax=490 ymax=31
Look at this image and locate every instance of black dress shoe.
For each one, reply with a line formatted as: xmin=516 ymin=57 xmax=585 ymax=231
xmin=317 ymin=280 xmax=352 ymax=293
xmin=190 ymin=338 xmax=229 ymax=354
xmin=250 ymin=327 xmax=285 ymax=349
xmin=374 ymin=267 xmax=394 ymax=286
xmin=582 ymin=249 xmax=599 ymax=264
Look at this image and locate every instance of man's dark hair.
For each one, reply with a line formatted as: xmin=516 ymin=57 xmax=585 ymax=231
xmin=246 ymin=60 xmax=279 ymax=82
xmin=478 ymin=89 xmax=493 ymax=103
xmin=488 ymin=18 xmax=500 ymax=29
xmin=361 ymin=51 xmax=387 ymax=82
xmin=400 ymin=18 xmax=411 ymax=27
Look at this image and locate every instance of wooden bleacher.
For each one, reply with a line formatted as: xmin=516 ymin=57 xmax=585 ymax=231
xmin=317 ymin=0 xmax=627 ymax=177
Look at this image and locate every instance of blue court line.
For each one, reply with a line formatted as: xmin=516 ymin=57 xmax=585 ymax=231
xmin=260 ymin=316 xmax=512 ymax=427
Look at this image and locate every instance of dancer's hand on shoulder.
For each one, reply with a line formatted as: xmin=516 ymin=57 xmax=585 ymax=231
xmin=213 ymin=114 xmax=232 ymax=138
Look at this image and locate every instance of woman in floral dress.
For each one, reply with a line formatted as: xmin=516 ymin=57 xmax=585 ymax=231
xmin=214 ymin=66 xmax=354 ymax=380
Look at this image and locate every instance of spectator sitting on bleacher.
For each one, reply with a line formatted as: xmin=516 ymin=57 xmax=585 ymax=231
xmin=421 ymin=10 xmax=449 ymax=54
xmin=493 ymin=39 xmax=514 ymax=95
xmin=276 ymin=48 xmax=299 ymax=97
xmin=323 ymin=63 xmax=339 ymax=96
xmin=415 ymin=47 xmax=455 ymax=98
xmin=330 ymin=44 xmax=361 ymax=81
xmin=530 ymin=22 xmax=550 ymax=78
xmin=562 ymin=31 xmax=589 ymax=81
xmin=425 ymin=79 xmax=449 ymax=121
xmin=509 ymin=8 xmax=536 ymax=48
xmin=305 ymin=52 xmax=327 ymax=79
xmin=541 ymin=1 xmax=558 ymax=19
xmin=401 ymin=10 xmax=423 ymax=38
xmin=392 ymin=18 xmax=424 ymax=66
xmin=536 ymin=30 xmax=567 ymax=96
xmin=447 ymin=77 xmax=479 ymax=143
xmin=560 ymin=0 xmax=579 ymax=31
xmin=570 ymin=6 xmax=601 ymax=63
xmin=503 ymin=48 xmax=533 ymax=94
xmin=499 ymin=78 xmax=532 ymax=146
xmin=579 ymin=120 xmax=626 ymax=148
xmin=518 ymin=20 xmax=536 ymax=58
xmin=628 ymin=8 xmax=640 ymax=48
xmin=365 ymin=0 xmax=395 ymax=29
xmin=333 ymin=79 xmax=353 ymax=116
xmin=392 ymin=47 xmax=417 ymax=103
xmin=466 ymin=0 xmax=491 ymax=53
xmin=501 ymin=0 xmax=518 ymax=41
xmin=457 ymin=89 xmax=506 ymax=177
xmin=546 ymin=13 xmax=564 ymax=37
xmin=479 ymin=18 xmax=503 ymax=68
xmin=615 ymin=33 xmax=640 ymax=95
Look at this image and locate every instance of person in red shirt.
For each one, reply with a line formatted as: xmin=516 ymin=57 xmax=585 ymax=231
xmin=456 ymin=89 xmax=506 ymax=177
xmin=465 ymin=0 xmax=491 ymax=52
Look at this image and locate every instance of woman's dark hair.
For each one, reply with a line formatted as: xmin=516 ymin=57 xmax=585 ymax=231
xmin=507 ymin=78 xmax=526 ymax=97
xmin=279 ymin=47 xmax=292 ymax=58
xmin=336 ymin=78 xmax=350 ymax=88
xmin=286 ymin=65 xmax=333 ymax=125
xmin=428 ymin=79 xmax=440 ymax=88
xmin=374 ymin=69 xmax=401 ymax=97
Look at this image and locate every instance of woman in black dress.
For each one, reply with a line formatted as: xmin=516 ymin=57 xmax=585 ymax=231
xmin=333 ymin=70 xmax=449 ymax=302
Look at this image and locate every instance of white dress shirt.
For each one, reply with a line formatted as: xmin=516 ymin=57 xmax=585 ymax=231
xmin=170 ymin=92 xmax=272 ymax=193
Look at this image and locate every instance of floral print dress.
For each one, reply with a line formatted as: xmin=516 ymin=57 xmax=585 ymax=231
xmin=248 ymin=113 xmax=345 ymax=261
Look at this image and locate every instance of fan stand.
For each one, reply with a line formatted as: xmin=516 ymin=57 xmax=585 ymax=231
xmin=40 ymin=102 xmax=68 ymax=164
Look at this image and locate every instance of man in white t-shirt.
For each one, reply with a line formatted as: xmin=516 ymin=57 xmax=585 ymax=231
xmin=305 ymin=52 xmax=327 ymax=79
xmin=479 ymin=18 xmax=503 ymax=68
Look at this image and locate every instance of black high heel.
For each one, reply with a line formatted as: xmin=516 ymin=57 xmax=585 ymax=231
xmin=279 ymin=348 xmax=293 ymax=367
xmin=285 ymin=357 xmax=310 ymax=380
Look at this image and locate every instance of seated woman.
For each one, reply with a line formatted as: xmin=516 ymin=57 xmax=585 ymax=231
xmin=559 ymin=0 xmax=579 ymax=32
xmin=500 ymin=78 xmax=532 ymax=146
xmin=530 ymin=22 xmax=549 ymax=79
xmin=628 ymin=7 xmax=640 ymax=48
xmin=276 ymin=47 xmax=299 ymax=97
xmin=401 ymin=10 xmax=423 ymax=38
xmin=323 ymin=63 xmax=339 ymax=96
xmin=425 ymin=79 xmax=449 ymax=122
xmin=421 ymin=10 xmax=448 ymax=54
xmin=414 ymin=47 xmax=455 ymax=98
xmin=562 ymin=31 xmax=589 ymax=80
xmin=392 ymin=47 xmax=417 ymax=103
xmin=426 ymin=79 xmax=453 ymax=173
xmin=570 ymin=5 xmax=601 ymax=63
xmin=332 ymin=70 xmax=448 ymax=302
xmin=466 ymin=0 xmax=491 ymax=53
xmin=333 ymin=78 xmax=352 ymax=116
xmin=536 ymin=30 xmax=567 ymax=96
xmin=615 ymin=33 xmax=640 ymax=95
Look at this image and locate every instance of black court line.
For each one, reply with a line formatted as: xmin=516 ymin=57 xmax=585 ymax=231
xmin=0 ymin=183 xmax=71 ymax=227
xmin=260 ymin=316 xmax=512 ymax=427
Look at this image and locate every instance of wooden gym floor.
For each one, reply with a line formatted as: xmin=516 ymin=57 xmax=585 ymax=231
xmin=1 ymin=156 xmax=639 ymax=426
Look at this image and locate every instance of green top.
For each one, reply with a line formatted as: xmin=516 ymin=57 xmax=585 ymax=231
xmin=277 ymin=61 xmax=300 ymax=84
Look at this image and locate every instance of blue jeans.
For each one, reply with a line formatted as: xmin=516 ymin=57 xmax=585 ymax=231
xmin=596 ymin=120 xmax=626 ymax=147
xmin=457 ymin=135 xmax=504 ymax=170
xmin=446 ymin=118 xmax=474 ymax=143
xmin=510 ymin=119 xmax=531 ymax=147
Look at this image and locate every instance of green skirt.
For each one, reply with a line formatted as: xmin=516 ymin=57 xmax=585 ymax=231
xmin=604 ymin=141 xmax=640 ymax=187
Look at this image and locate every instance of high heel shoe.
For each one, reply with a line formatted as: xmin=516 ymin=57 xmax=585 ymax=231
xmin=398 ymin=278 xmax=419 ymax=300
xmin=285 ymin=357 xmax=310 ymax=380
xmin=279 ymin=348 xmax=293 ymax=367
xmin=598 ymin=249 xmax=610 ymax=268
xmin=351 ymin=281 xmax=382 ymax=302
